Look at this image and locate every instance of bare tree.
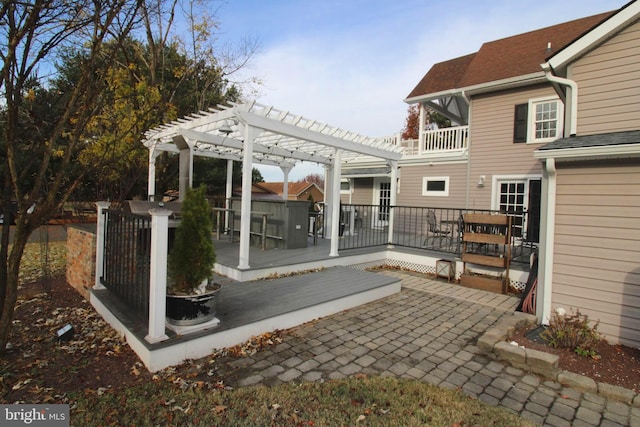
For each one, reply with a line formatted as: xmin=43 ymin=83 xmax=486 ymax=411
xmin=0 ymin=0 xmax=141 ymax=353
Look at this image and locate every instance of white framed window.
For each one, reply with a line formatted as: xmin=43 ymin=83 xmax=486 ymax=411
xmin=514 ymin=97 xmax=564 ymax=144
xmin=529 ymin=97 xmax=563 ymax=143
xmin=340 ymin=179 xmax=351 ymax=194
xmin=422 ymin=176 xmax=449 ymax=197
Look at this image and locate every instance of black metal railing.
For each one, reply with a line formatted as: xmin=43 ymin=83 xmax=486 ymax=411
xmin=338 ymin=204 xmax=389 ymax=249
xmin=101 ymin=209 xmax=152 ymax=319
xmin=338 ymin=204 xmax=537 ymax=264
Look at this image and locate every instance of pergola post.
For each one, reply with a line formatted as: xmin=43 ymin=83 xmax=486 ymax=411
xmin=329 ymin=149 xmax=342 ymax=257
xmin=173 ymin=135 xmax=193 ymax=201
xmin=238 ymin=124 xmax=255 ymax=269
xmin=147 ymin=149 xmax=159 ymax=201
xmin=225 ymin=159 xmax=233 ymax=232
xmin=324 ymin=164 xmax=333 ymax=236
xmin=387 ymin=161 xmax=398 ymax=247
xmin=280 ymin=165 xmax=292 ymax=200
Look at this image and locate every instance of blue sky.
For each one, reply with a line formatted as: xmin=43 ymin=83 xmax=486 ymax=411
xmin=211 ymin=0 xmax=626 ymax=181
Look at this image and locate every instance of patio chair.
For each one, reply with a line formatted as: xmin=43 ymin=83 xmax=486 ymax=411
xmin=423 ymin=210 xmax=452 ymax=247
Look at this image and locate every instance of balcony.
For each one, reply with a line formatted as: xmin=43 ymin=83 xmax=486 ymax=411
xmin=397 ymin=125 xmax=469 ymax=157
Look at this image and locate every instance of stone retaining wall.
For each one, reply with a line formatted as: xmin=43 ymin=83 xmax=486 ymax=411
xmin=478 ymin=312 xmax=640 ymax=406
xmin=66 ymin=225 xmax=96 ymax=299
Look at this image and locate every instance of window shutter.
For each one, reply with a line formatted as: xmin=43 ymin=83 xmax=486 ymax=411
xmin=514 ymin=103 xmax=528 ymax=143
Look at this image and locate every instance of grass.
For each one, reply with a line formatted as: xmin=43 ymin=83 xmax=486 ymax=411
xmin=71 ymin=376 xmax=533 ymax=426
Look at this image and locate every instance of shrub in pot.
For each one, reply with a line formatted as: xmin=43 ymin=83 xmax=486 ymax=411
xmin=166 ymin=186 xmax=221 ymax=326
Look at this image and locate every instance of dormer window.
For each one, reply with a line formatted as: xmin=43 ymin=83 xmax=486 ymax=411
xmin=514 ymin=96 xmax=563 ymax=144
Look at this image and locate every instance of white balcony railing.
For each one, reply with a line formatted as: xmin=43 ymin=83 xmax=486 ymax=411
xmin=395 ymin=125 xmax=469 ymax=156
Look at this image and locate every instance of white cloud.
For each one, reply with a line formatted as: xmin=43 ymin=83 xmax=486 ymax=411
xmin=223 ymin=0 xmax=626 ymax=182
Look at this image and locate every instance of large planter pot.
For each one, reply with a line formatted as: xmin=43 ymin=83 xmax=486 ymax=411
xmin=166 ymin=282 xmax=222 ymax=326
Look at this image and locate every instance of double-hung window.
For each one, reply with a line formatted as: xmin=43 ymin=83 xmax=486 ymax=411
xmin=514 ymin=97 xmax=563 ymax=144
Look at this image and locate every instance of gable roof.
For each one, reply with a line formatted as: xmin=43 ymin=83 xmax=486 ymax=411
xmin=259 ymin=182 xmax=323 ymax=197
xmin=406 ymin=10 xmax=614 ymax=101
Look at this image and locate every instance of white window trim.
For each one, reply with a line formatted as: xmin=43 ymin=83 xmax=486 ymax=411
xmin=527 ymin=96 xmax=564 ymax=144
xmin=422 ymin=176 xmax=449 ymax=197
xmin=340 ymin=179 xmax=351 ymax=195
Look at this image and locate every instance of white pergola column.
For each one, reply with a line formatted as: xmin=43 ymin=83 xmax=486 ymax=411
xmin=94 ymin=201 xmax=111 ymax=290
xmin=238 ymin=124 xmax=255 ymax=269
xmin=329 ymin=149 xmax=342 ymax=257
xmin=146 ymin=207 xmax=171 ymax=344
xmin=280 ymin=165 xmax=292 ymax=200
xmin=225 ymin=159 xmax=233 ymax=232
xmin=173 ymin=135 xmax=193 ymax=201
xmin=387 ymin=161 xmax=398 ymax=247
xmin=147 ymin=149 xmax=159 ymax=201
xmin=324 ymin=164 xmax=333 ymax=236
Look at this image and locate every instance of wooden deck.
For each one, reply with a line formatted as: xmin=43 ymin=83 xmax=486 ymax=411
xmin=91 ymin=265 xmax=401 ymax=371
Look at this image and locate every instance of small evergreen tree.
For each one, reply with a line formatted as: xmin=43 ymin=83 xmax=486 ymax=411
xmin=168 ymin=186 xmax=216 ymax=293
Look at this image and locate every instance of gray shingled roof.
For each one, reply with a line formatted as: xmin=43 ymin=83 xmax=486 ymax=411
xmin=538 ymin=130 xmax=640 ymax=151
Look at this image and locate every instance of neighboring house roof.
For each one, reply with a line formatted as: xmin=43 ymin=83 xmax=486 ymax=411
xmin=232 ymin=182 xmax=281 ymax=199
xmin=406 ymin=11 xmax=614 ymax=100
xmin=259 ymin=182 xmax=324 ymax=198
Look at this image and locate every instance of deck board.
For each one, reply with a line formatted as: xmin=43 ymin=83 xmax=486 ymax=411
xmin=92 ymin=265 xmax=400 ymax=351
xmin=216 ymin=266 xmax=395 ymax=330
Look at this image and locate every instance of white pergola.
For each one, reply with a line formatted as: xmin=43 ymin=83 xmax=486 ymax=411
xmin=142 ymin=101 xmax=403 ymax=269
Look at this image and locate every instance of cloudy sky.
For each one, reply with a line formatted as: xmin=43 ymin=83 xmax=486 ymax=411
xmin=212 ymin=0 xmax=625 ymax=181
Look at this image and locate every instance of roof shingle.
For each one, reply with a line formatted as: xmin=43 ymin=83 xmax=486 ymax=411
xmin=406 ymin=11 xmax=614 ymax=100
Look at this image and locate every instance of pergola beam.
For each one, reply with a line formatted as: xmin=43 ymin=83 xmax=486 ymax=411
xmin=236 ymin=110 xmax=402 ymax=161
xmin=179 ymin=128 xmax=323 ymax=167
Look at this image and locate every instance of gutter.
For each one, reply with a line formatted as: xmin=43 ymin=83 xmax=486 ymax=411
xmin=541 ymin=63 xmax=578 ymax=137
xmin=403 ymin=72 xmax=547 ymax=105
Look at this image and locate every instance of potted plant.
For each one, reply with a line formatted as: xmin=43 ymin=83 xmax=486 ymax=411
xmin=166 ymin=185 xmax=222 ymax=326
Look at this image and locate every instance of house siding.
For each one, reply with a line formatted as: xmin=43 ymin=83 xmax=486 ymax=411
xmin=342 ymin=177 xmax=374 ymax=205
xmin=467 ymin=85 xmax=551 ymax=209
xmin=552 ymin=160 xmax=640 ymax=347
xmin=396 ymin=162 xmax=468 ymax=208
xmin=570 ymin=20 xmax=640 ymax=135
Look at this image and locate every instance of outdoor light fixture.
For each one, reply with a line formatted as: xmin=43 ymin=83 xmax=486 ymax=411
xmin=56 ymin=324 xmax=74 ymax=342
xmin=478 ymin=175 xmax=486 ymax=187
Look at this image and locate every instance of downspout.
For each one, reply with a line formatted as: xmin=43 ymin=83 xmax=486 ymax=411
xmin=537 ymin=157 xmax=556 ymax=325
xmin=541 ymin=63 xmax=577 ymax=137
xmin=536 ymin=63 xmax=575 ymax=325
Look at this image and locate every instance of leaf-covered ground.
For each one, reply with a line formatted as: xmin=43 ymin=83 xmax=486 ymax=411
xmin=0 ymin=242 xmax=533 ymax=426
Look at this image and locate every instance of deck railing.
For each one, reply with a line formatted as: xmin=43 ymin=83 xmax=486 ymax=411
xmin=101 ymin=209 xmax=152 ymax=319
xmin=395 ymin=126 xmax=469 ymax=156
xmin=338 ymin=204 xmax=537 ymax=264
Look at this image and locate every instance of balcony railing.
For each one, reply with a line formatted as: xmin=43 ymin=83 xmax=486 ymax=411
xmin=397 ymin=125 xmax=469 ymax=156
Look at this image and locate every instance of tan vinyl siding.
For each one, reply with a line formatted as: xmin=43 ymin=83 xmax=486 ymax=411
xmin=396 ymin=162 xmax=467 ymax=208
xmin=344 ymin=177 xmax=374 ymax=205
xmin=571 ymin=21 xmax=640 ymax=135
xmin=467 ymin=86 xmax=550 ymax=209
xmin=552 ymin=160 xmax=640 ymax=347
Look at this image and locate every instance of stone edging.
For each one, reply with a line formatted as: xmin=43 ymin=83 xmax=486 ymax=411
xmin=477 ymin=312 xmax=640 ymax=406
